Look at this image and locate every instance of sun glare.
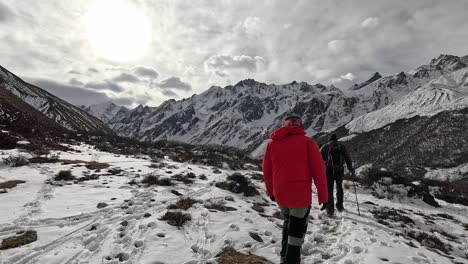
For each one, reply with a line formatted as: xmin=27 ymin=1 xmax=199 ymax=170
xmin=84 ymin=0 xmax=151 ymax=62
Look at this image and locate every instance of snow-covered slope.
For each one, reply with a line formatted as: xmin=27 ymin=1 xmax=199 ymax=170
xmin=1 ymin=144 xmax=467 ymax=264
xmin=346 ymin=68 xmax=468 ymax=133
xmin=0 ymin=65 xmax=112 ymax=134
xmin=108 ymin=54 xmax=467 ymax=153
xmin=81 ymin=101 xmax=129 ymax=123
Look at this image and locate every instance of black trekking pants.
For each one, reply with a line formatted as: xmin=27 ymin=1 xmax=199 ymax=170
xmin=326 ymin=174 xmax=344 ymax=214
xmin=279 ymin=205 xmax=311 ymax=264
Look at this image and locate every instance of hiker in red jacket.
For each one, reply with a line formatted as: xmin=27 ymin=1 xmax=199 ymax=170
xmin=263 ymin=113 xmax=328 ymax=264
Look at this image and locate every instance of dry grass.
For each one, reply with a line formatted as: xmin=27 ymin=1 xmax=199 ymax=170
xmin=160 ymin=211 xmax=192 ymax=228
xmin=204 ymin=199 xmax=237 ymax=212
xmin=0 ymin=180 xmax=26 ymax=189
xmin=141 ymin=175 xmax=173 ymax=186
xmin=0 ymin=230 xmax=37 ymax=250
xmin=28 ymin=156 xmax=60 ymax=164
xmin=167 ymin=197 xmax=199 ymax=210
xmin=371 ymin=207 xmax=415 ymax=225
xmin=54 ymin=170 xmax=75 ymax=181
xmin=85 ymin=161 xmax=110 ymax=170
xmin=405 ymin=230 xmax=452 ymax=254
xmin=215 ymin=173 xmax=259 ymax=197
xmin=217 ymin=247 xmax=268 ymax=264
xmin=172 ymin=174 xmax=194 ymax=184
xmin=2 ymin=155 xmax=29 ymax=167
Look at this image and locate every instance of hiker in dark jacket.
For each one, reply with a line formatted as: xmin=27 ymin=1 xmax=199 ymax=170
xmin=320 ymin=134 xmax=354 ymax=216
xmin=263 ymin=113 xmax=328 ymax=264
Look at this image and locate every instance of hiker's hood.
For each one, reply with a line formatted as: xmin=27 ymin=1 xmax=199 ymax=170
xmin=270 ymin=125 xmax=305 ymax=140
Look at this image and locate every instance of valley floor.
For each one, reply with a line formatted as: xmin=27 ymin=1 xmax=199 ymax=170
xmin=0 ymin=144 xmax=467 ymax=264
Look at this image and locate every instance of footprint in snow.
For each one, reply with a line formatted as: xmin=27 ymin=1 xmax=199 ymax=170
xmin=229 ymin=223 xmax=240 ymax=231
xmin=353 ymin=246 xmax=363 ymax=253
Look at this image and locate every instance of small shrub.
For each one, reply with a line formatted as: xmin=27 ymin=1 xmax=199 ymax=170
xmin=0 ymin=230 xmax=37 ymax=250
xmin=251 ymin=203 xmax=267 ymax=213
xmin=142 ymin=175 xmax=173 ymax=186
xmin=405 ymin=230 xmax=452 ymax=254
xmin=2 ymin=155 xmax=30 ymax=167
xmin=204 ymin=199 xmax=237 ymax=212
xmin=186 ymin=172 xmax=196 ymax=179
xmin=28 ymin=156 xmax=60 ymax=164
xmin=199 ymin=174 xmax=207 ymax=180
xmin=0 ymin=133 xmax=18 ymax=150
xmin=215 ymin=173 xmax=259 ymax=197
xmin=168 ymin=197 xmax=199 ymax=210
xmin=128 ymin=179 xmax=138 ymax=185
xmin=108 ymin=168 xmax=123 ymax=175
xmin=160 ymin=211 xmax=191 ymax=228
xmin=371 ymin=207 xmax=415 ymax=225
xmin=54 ymin=170 xmax=75 ymax=181
xmin=172 ymin=174 xmax=194 ymax=184
xmin=0 ymin=180 xmax=26 ymax=189
xmin=216 ymin=247 xmax=267 ymax=264
xmin=85 ymin=162 xmax=110 ymax=170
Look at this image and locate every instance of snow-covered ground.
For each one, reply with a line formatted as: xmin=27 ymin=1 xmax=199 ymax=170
xmin=0 ymin=144 xmax=467 ymax=264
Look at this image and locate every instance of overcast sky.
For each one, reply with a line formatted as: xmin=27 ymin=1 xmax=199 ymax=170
xmin=1 ymin=0 xmax=468 ymax=107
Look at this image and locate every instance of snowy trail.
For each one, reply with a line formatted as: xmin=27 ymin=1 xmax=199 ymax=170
xmin=6 ymin=181 xmax=214 ymax=264
xmin=1 ymin=144 xmax=468 ymax=264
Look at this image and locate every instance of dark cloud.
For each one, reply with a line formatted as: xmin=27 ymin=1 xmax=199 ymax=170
xmin=158 ymin=77 xmax=192 ymax=91
xmin=85 ymin=81 xmax=124 ymax=92
xmin=28 ymin=78 xmax=113 ymax=106
xmin=69 ymin=78 xmax=83 ymax=86
xmin=204 ymin=55 xmax=266 ymax=73
xmin=87 ymin=68 xmax=99 ymax=74
xmin=112 ymin=73 xmax=140 ymax=83
xmin=0 ymin=2 xmax=13 ymax=22
xmin=161 ymin=90 xmax=178 ymax=97
xmin=134 ymin=66 xmax=159 ymax=79
xmin=68 ymin=70 xmax=81 ymax=75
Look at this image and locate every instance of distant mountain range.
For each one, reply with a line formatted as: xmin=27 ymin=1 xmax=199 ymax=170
xmin=82 ymin=54 xmax=468 ymax=159
xmin=1 ymin=54 xmax=468 ymax=177
xmin=0 ymin=65 xmax=112 ymax=135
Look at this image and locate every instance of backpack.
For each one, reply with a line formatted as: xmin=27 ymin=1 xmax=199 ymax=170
xmin=327 ymin=142 xmax=344 ymax=173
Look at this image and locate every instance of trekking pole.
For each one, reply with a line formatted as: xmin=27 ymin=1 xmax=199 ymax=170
xmin=352 ymin=172 xmax=361 ymax=216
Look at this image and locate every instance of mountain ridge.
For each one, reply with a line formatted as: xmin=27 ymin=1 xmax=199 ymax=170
xmin=0 ymin=65 xmax=112 ymax=135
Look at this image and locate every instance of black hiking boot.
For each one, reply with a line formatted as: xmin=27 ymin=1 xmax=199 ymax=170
xmin=336 ymin=204 xmax=344 ymax=212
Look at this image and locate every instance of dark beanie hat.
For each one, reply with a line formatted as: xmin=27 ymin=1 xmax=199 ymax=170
xmin=284 ymin=113 xmax=302 ymax=121
xmin=329 ymin=134 xmax=338 ymax=141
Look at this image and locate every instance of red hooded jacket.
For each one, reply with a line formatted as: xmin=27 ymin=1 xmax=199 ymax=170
xmin=262 ymin=126 xmax=328 ymax=208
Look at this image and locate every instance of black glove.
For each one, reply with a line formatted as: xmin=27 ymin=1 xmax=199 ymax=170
xmin=270 ymin=196 xmax=275 ymax=202
xmin=349 ymin=168 xmax=356 ymax=176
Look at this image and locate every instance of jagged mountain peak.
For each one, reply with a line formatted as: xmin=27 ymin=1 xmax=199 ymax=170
xmin=351 ymin=72 xmax=383 ymax=90
xmin=234 ymin=78 xmax=265 ymax=87
xmin=430 ymin=54 xmax=466 ymax=71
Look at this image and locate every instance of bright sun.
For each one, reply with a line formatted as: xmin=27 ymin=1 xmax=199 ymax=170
xmin=84 ymin=0 xmax=151 ymax=62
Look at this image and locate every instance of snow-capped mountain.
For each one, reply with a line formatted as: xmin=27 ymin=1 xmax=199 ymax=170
xmin=80 ymin=101 xmax=129 ymax=123
xmin=106 ymin=54 xmax=468 ymax=155
xmin=0 ymin=65 xmax=112 ymax=134
xmin=0 ymin=85 xmax=67 ymax=135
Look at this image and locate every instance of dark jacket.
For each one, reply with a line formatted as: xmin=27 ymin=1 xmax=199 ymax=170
xmin=320 ymin=140 xmax=354 ymax=177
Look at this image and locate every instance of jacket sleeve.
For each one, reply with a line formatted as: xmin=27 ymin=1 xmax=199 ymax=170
xmin=320 ymin=144 xmax=328 ymax=165
xmin=309 ymin=140 xmax=328 ymax=204
xmin=262 ymin=141 xmax=274 ymax=197
xmin=342 ymin=145 xmax=354 ymax=172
